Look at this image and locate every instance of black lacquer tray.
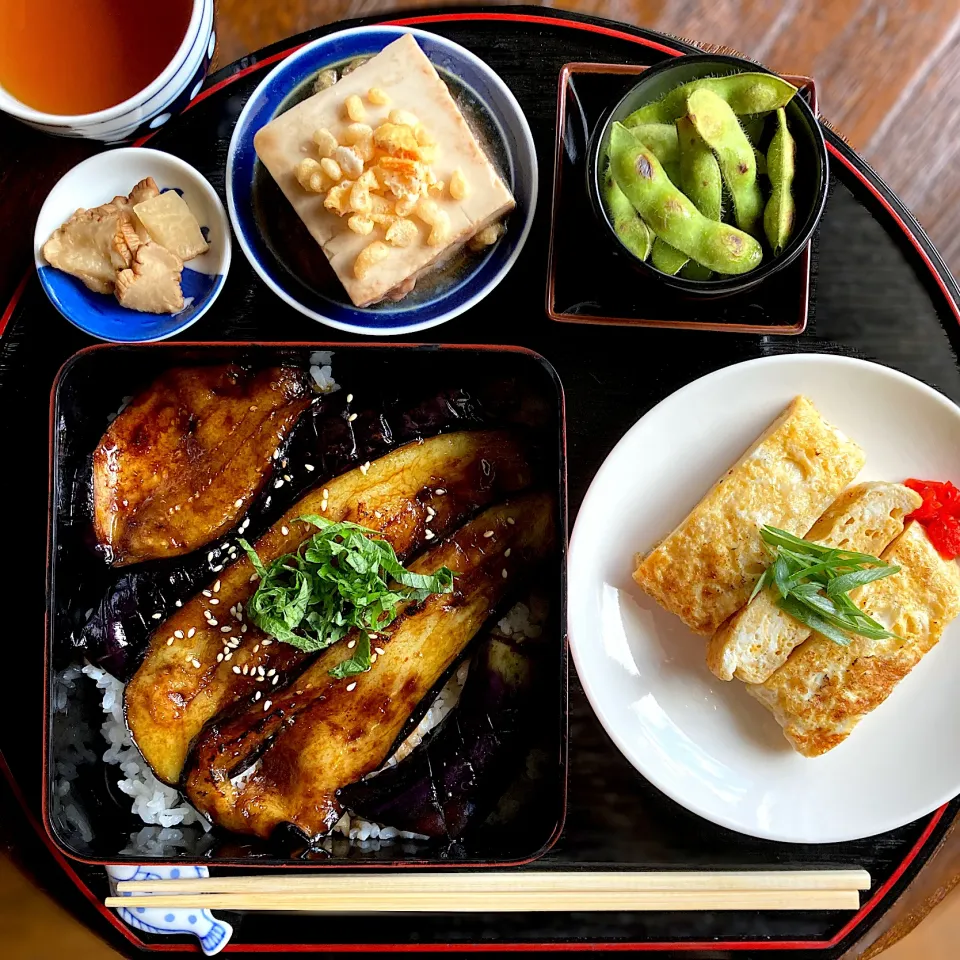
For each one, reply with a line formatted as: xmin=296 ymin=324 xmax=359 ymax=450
xmin=5 ymin=6 xmax=960 ymax=958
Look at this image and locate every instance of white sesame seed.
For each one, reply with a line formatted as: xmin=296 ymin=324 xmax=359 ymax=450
xmin=255 ymin=691 xmax=262 ymax=701
xmin=283 ymin=474 xmax=292 ymax=482
xmin=347 ymin=413 xmax=357 ymax=422
xmin=323 ymin=488 xmax=329 ymax=497
xmin=234 ymin=499 xmax=244 ymax=508
xmin=166 ymin=637 xmax=174 ymax=646
xmin=435 ymin=488 xmax=446 ymax=495
xmin=253 ymin=643 xmax=260 ymax=653
xmin=346 ymin=393 xmax=354 ymax=403
xmin=212 ymin=564 xmax=223 ymax=572
xmin=216 ymin=653 xmax=224 ymax=662
xmin=261 ymin=637 xmax=270 ymax=645
xmin=321 ymin=501 xmax=328 ymax=511
xmin=214 ymin=580 xmax=221 ymax=593
xmin=232 ymin=666 xmax=241 ymax=674
xmin=305 ymin=463 xmax=315 ymax=472
xmin=267 ymin=669 xmax=276 ymax=677
xmin=346 ymin=682 xmax=357 ymax=692
xmin=274 ymin=479 xmax=284 ymax=488
xmin=207 ymin=551 xmax=215 ymax=562
xmin=256 ymin=675 xmax=264 ymax=682
xmin=221 ymin=626 xmax=232 ymax=633
xmin=187 ymin=627 xmax=196 ymax=638
xmin=209 ymin=619 xmax=218 ymax=626
xmin=151 ymin=613 xmax=162 ymax=620
xmin=507 ymin=517 xmax=515 ymax=525
xmin=241 ymin=625 xmax=249 ymax=634
xmin=210 ymin=598 xmax=219 ymax=605
xmin=242 ymin=665 xmax=249 ymax=675
xmin=375 ymin=647 xmax=385 ymax=656
xmin=224 ymin=652 xmax=233 ymax=661
xmin=174 ymin=629 xmax=183 ymax=639
xmin=249 ymin=573 xmax=259 ymax=583
xmin=281 ymin=526 xmax=289 ymax=536
xmin=347 ymin=639 xmax=356 ymax=649
xmin=264 ymin=700 xmax=272 ymax=712
xmin=175 ymin=600 xmax=182 ymax=607
xmin=484 ymin=530 xmax=494 ymax=538
xmin=191 ymin=658 xmax=201 ymax=669
xmin=502 ymin=569 xmax=508 ymax=579
xmin=203 ymin=590 xmax=212 ymax=597
xmin=258 ymin=666 xmax=266 ymax=677
xmin=426 ymin=507 xmax=436 ymax=518
xmin=359 ymin=462 xmax=369 ymax=475
xmin=272 ymin=675 xmax=279 ymax=685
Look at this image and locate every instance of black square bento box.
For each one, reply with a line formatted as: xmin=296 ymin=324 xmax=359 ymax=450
xmin=44 ymin=342 xmax=568 ymax=867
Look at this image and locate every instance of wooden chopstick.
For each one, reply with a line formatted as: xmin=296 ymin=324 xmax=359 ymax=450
xmin=106 ymin=869 xmax=870 ymax=913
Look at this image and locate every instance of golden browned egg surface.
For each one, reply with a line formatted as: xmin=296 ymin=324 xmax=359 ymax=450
xmin=707 ymin=481 xmax=922 ymax=683
xmin=747 ymin=522 xmax=960 ymax=756
xmin=633 ymin=396 xmax=866 ymax=637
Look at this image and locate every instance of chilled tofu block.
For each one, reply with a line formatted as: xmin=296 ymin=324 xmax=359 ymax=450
xmin=133 ymin=190 xmax=209 ymax=262
xmin=253 ymin=33 xmax=515 ymax=307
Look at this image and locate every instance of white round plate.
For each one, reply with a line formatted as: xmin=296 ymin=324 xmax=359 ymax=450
xmin=568 ymin=353 xmax=960 ymax=843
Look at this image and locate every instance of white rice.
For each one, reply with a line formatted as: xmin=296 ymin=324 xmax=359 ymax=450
xmin=82 ymin=664 xmax=211 ymax=831
xmin=308 ymin=350 xmax=340 ymax=394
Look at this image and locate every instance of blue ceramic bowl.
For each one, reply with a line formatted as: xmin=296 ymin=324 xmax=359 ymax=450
xmin=34 ymin=148 xmax=231 ymax=342
xmin=227 ymin=26 xmax=537 ymax=336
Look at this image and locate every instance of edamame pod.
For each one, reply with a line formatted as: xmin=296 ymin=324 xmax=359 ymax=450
xmin=687 ymin=88 xmax=763 ymax=237
xmin=679 ymin=260 xmax=713 ymax=280
xmin=607 ymin=123 xmax=762 ymax=275
xmin=600 ymin=166 xmax=655 ymax=260
xmin=625 ymin=73 xmax=798 ymax=126
xmin=764 ymin=108 xmax=796 ymax=254
xmin=651 ymin=237 xmax=689 ymax=275
xmin=741 ymin=115 xmax=766 ymax=145
xmin=629 ymin=123 xmax=679 ymax=168
xmin=677 ymin=116 xmax=722 ymax=221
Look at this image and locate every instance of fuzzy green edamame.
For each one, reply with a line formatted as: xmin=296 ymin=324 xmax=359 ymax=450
xmin=651 ymin=238 xmax=689 ymax=275
xmin=607 ymin=123 xmax=762 ymax=275
xmin=679 ymin=260 xmax=713 ymax=280
xmin=625 ymin=73 xmax=797 ymax=126
xmin=629 ymin=123 xmax=679 ymax=167
xmin=600 ymin=167 xmax=655 ymax=260
xmin=764 ymin=108 xmax=796 ymax=254
xmin=677 ymin=116 xmax=722 ymax=221
xmin=687 ymin=88 xmax=763 ymax=237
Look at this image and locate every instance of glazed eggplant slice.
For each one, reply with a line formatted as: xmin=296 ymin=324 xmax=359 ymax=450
xmin=125 ymin=431 xmax=534 ymax=785
xmin=339 ymin=630 xmax=538 ymax=839
xmin=94 ymin=364 xmax=312 ymax=566
xmin=184 ymin=492 xmax=556 ymax=840
xmin=78 ymin=386 xmax=484 ymax=679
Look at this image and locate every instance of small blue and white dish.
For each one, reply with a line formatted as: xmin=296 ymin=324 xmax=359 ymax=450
xmin=0 ymin=0 xmax=215 ymax=142
xmin=227 ymin=25 xmax=538 ymax=336
xmin=107 ymin=864 xmax=232 ymax=956
xmin=34 ymin=148 xmax=231 ymax=342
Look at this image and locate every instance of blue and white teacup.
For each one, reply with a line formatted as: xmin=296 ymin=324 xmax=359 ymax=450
xmin=0 ymin=0 xmax=215 ymax=142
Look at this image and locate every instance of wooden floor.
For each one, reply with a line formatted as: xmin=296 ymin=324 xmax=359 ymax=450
xmin=4 ymin=1 xmax=960 ymax=956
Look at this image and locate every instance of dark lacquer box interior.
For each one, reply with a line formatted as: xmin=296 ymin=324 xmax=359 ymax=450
xmin=45 ymin=343 xmax=567 ymax=867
